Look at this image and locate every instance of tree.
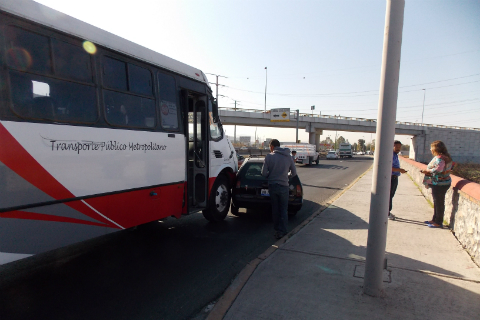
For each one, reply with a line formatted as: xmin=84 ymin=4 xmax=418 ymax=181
xmin=320 ymin=137 xmax=334 ymax=150
xmin=336 ymin=136 xmax=346 ymax=146
xmin=353 ymin=142 xmax=358 ymax=151
xmin=358 ymin=139 xmax=365 ymax=152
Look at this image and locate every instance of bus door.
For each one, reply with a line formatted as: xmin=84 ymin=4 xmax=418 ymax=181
xmin=185 ymin=91 xmax=208 ymax=211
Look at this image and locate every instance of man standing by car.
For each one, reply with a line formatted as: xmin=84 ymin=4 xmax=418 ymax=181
xmin=389 ymin=140 xmax=407 ymax=220
xmin=291 ymin=150 xmax=297 ymax=163
xmin=262 ymin=139 xmax=297 ymax=239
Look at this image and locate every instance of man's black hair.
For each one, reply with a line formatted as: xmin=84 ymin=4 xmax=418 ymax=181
xmin=270 ymin=139 xmax=280 ymax=148
xmin=394 ymin=140 xmax=402 ymax=145
xmin=291 ymin=150 xmax=297 ymax=153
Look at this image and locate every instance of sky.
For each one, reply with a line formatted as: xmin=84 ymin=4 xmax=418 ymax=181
xmin=35 ymin=0 xmax=480 ymax=146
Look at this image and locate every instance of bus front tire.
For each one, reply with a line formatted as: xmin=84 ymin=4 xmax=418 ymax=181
xmin=203 ymin=175 xmax=231 ymax=222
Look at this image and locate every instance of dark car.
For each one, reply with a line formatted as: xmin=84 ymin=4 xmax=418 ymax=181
xmin=231 ymin=157 xmax=303 ymax=216
xmin=236 ymin=152 xmax=245 ymax=167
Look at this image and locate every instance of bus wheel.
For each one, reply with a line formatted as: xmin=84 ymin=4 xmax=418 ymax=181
xmin=203 ymin=175 xmax=231 ymax=222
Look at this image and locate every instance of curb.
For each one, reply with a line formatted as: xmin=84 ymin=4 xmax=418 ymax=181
xmin=205 ymin=165 xmax=373 ymax=320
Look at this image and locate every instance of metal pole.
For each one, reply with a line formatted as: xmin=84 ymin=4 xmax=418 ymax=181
xmin=264 ymin=67 xmax=267 ymax=112
xmin=364 ymin=0 xmax=405 ymax=297
xmin=206 ymin=73 xmax=227 ymax=104
xmin=335 ymin=131 xmax=338 ymax=150
xmin=234 ymin=100 xmax=237 ymax=143
xmin=296 ymin=109 xmax=299 ymax=143
xmin=421 ymin=89 xmax=426 ymax=126
xmin=216 ymin=75 xmax=219 ymax=103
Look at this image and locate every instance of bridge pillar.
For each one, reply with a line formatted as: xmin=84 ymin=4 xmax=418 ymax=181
xmin=410 ymin=133 xmax=428 ymax=163
xmin=306 ymin=126 xmax=323 ymax=151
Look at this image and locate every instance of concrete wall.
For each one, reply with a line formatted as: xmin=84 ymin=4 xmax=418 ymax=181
xmin=410 ymin=128 xmax=480 ymax=164
xmin=399 ymin=157 xmax=480 ymax=266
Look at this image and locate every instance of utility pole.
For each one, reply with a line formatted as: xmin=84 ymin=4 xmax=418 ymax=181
xmin=264 ymin=67 xmax=268 ymax=112
xmin=206 ymin=73 xmax=227 ymax=104
xmin=364 ymin=0 xmax=405 ymax=297
xmin=421 ymin=89 xmax=426 ymax=126
xmin=234 ymin=100 xmax=238 ymax=144
xmin=296 ymin=109 xmax=299 ymax=143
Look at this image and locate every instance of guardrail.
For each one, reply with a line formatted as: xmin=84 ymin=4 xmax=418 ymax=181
xmin=219 ymin=107 xmax=480 ymax=131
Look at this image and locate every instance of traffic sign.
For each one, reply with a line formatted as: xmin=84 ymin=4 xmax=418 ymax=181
xmin=270 ymin=108 xmax=290 ymax=122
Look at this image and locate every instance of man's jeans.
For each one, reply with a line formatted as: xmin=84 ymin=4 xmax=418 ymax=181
xmin=389 ymin=175 xmax=399 ymax=212
xmin=269 ymin=183 xmax=289 ymax=234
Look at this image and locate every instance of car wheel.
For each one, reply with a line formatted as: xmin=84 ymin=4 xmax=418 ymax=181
xmin=202 ymin=174 xmax=231 ymax=222
xmin=316 ymin=158 xmax=319 ymax=165
xmin=230 ymin=202 xmax=240 ymax=216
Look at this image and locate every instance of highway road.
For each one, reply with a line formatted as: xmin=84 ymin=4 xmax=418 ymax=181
xmin=0 ymin=156 xmax=373 ymax=320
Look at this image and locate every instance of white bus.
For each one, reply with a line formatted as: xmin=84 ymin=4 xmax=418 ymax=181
xmin=0 ymin=0 xmax=237 ymax=264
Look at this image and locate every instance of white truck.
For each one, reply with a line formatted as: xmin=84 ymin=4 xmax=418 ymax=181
xmin=281 ymin=142 xmax=320 ymax=165
xmin=338 ymin=143 xmax=353 ymax=158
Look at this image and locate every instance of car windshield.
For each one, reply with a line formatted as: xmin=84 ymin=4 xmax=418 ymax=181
xmin=239 ymin=162 xmax=265 ymax=180
xmin=328 ymin=152 xmax=335 ymax=154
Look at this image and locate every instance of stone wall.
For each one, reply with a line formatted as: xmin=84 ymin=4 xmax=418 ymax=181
xmin=410 ymin=128 xmax=480 ymax=164
xmin=399 ymin=157 xmax=480 ymax=266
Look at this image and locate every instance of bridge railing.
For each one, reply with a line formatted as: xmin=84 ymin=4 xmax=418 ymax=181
xmin=219 ymin=107 xmax=480 ymax=131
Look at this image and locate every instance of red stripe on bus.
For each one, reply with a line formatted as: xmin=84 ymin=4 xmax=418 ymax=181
xmin=84 ymin=183 xmax=185 ymax=228
xmin=0 ymin=123 xmax=116 ymax=227
xmin=0 ymin=210 xmax=117 ymax=228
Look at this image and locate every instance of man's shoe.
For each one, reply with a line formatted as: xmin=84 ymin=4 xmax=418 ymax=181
xmin=275 ymin=232 xmax=286 ymax=239
xmin=388 ymin=213 xmax=396 ymax=221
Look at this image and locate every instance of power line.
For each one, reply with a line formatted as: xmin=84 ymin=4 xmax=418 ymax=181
xmin=224 ymin=77 xmax=480 ymax=98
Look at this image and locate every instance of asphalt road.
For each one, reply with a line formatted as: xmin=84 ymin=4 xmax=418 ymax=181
xmin=0 ymin=156 xmax=373 ymax=320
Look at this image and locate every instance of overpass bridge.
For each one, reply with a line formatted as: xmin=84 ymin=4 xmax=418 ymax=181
xmin=219 ymin=108 xmax=480 ymax=163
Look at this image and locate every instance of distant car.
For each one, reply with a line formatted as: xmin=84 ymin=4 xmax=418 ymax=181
xmin=240 ymin=146 xmax=248 ymax=150
xmin=236 ymin=153 xmax=245 ymax=167
xmin=357 ymin=151 xmax=364 ymax=155
xmin=231 ymin=157 xmax=303 ymax=216
xmin=326 ymin=151 xmax=339 ymax=160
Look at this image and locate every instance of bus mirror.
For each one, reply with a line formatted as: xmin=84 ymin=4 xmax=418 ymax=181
xmin=212 ymin=100 xmax=219 ymax=121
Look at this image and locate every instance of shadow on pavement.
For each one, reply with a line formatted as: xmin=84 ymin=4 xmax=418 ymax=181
xmin=287 ymin=203 xmax=468 ymax=279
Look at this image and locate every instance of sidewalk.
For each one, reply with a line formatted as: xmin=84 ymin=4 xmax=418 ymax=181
xmin=210 ymin=168 xmax=480 ymax=320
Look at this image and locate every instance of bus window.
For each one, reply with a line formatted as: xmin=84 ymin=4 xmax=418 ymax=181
xmin=103 ymin=57 xmax=127 ymax=91
xmin=158 ymin=72 xmax=178 ymax=130
xmin=128 ymin=64 xmax=152 ymax=96
xmin=52 ymin=39 xmax=93 ymax=83
xmin=9 ymin=70 xmax=97 ymax=122
xmin=6 ymin=26 xmax=51 ymax=74
xmin=104 ymin=90 xmax=155 ymax=128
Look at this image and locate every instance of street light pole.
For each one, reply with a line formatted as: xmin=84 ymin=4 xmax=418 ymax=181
xmin=264 ymin=67 xmax=267 ymax=112
xmin=421 ymin=89 xmax=426 ymax=126
xmin=364 ymin=0 xmax=405 ymax=297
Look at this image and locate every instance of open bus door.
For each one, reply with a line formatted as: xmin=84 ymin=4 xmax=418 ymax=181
xmin=183 ymin=90 xmax=208 ymax=212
